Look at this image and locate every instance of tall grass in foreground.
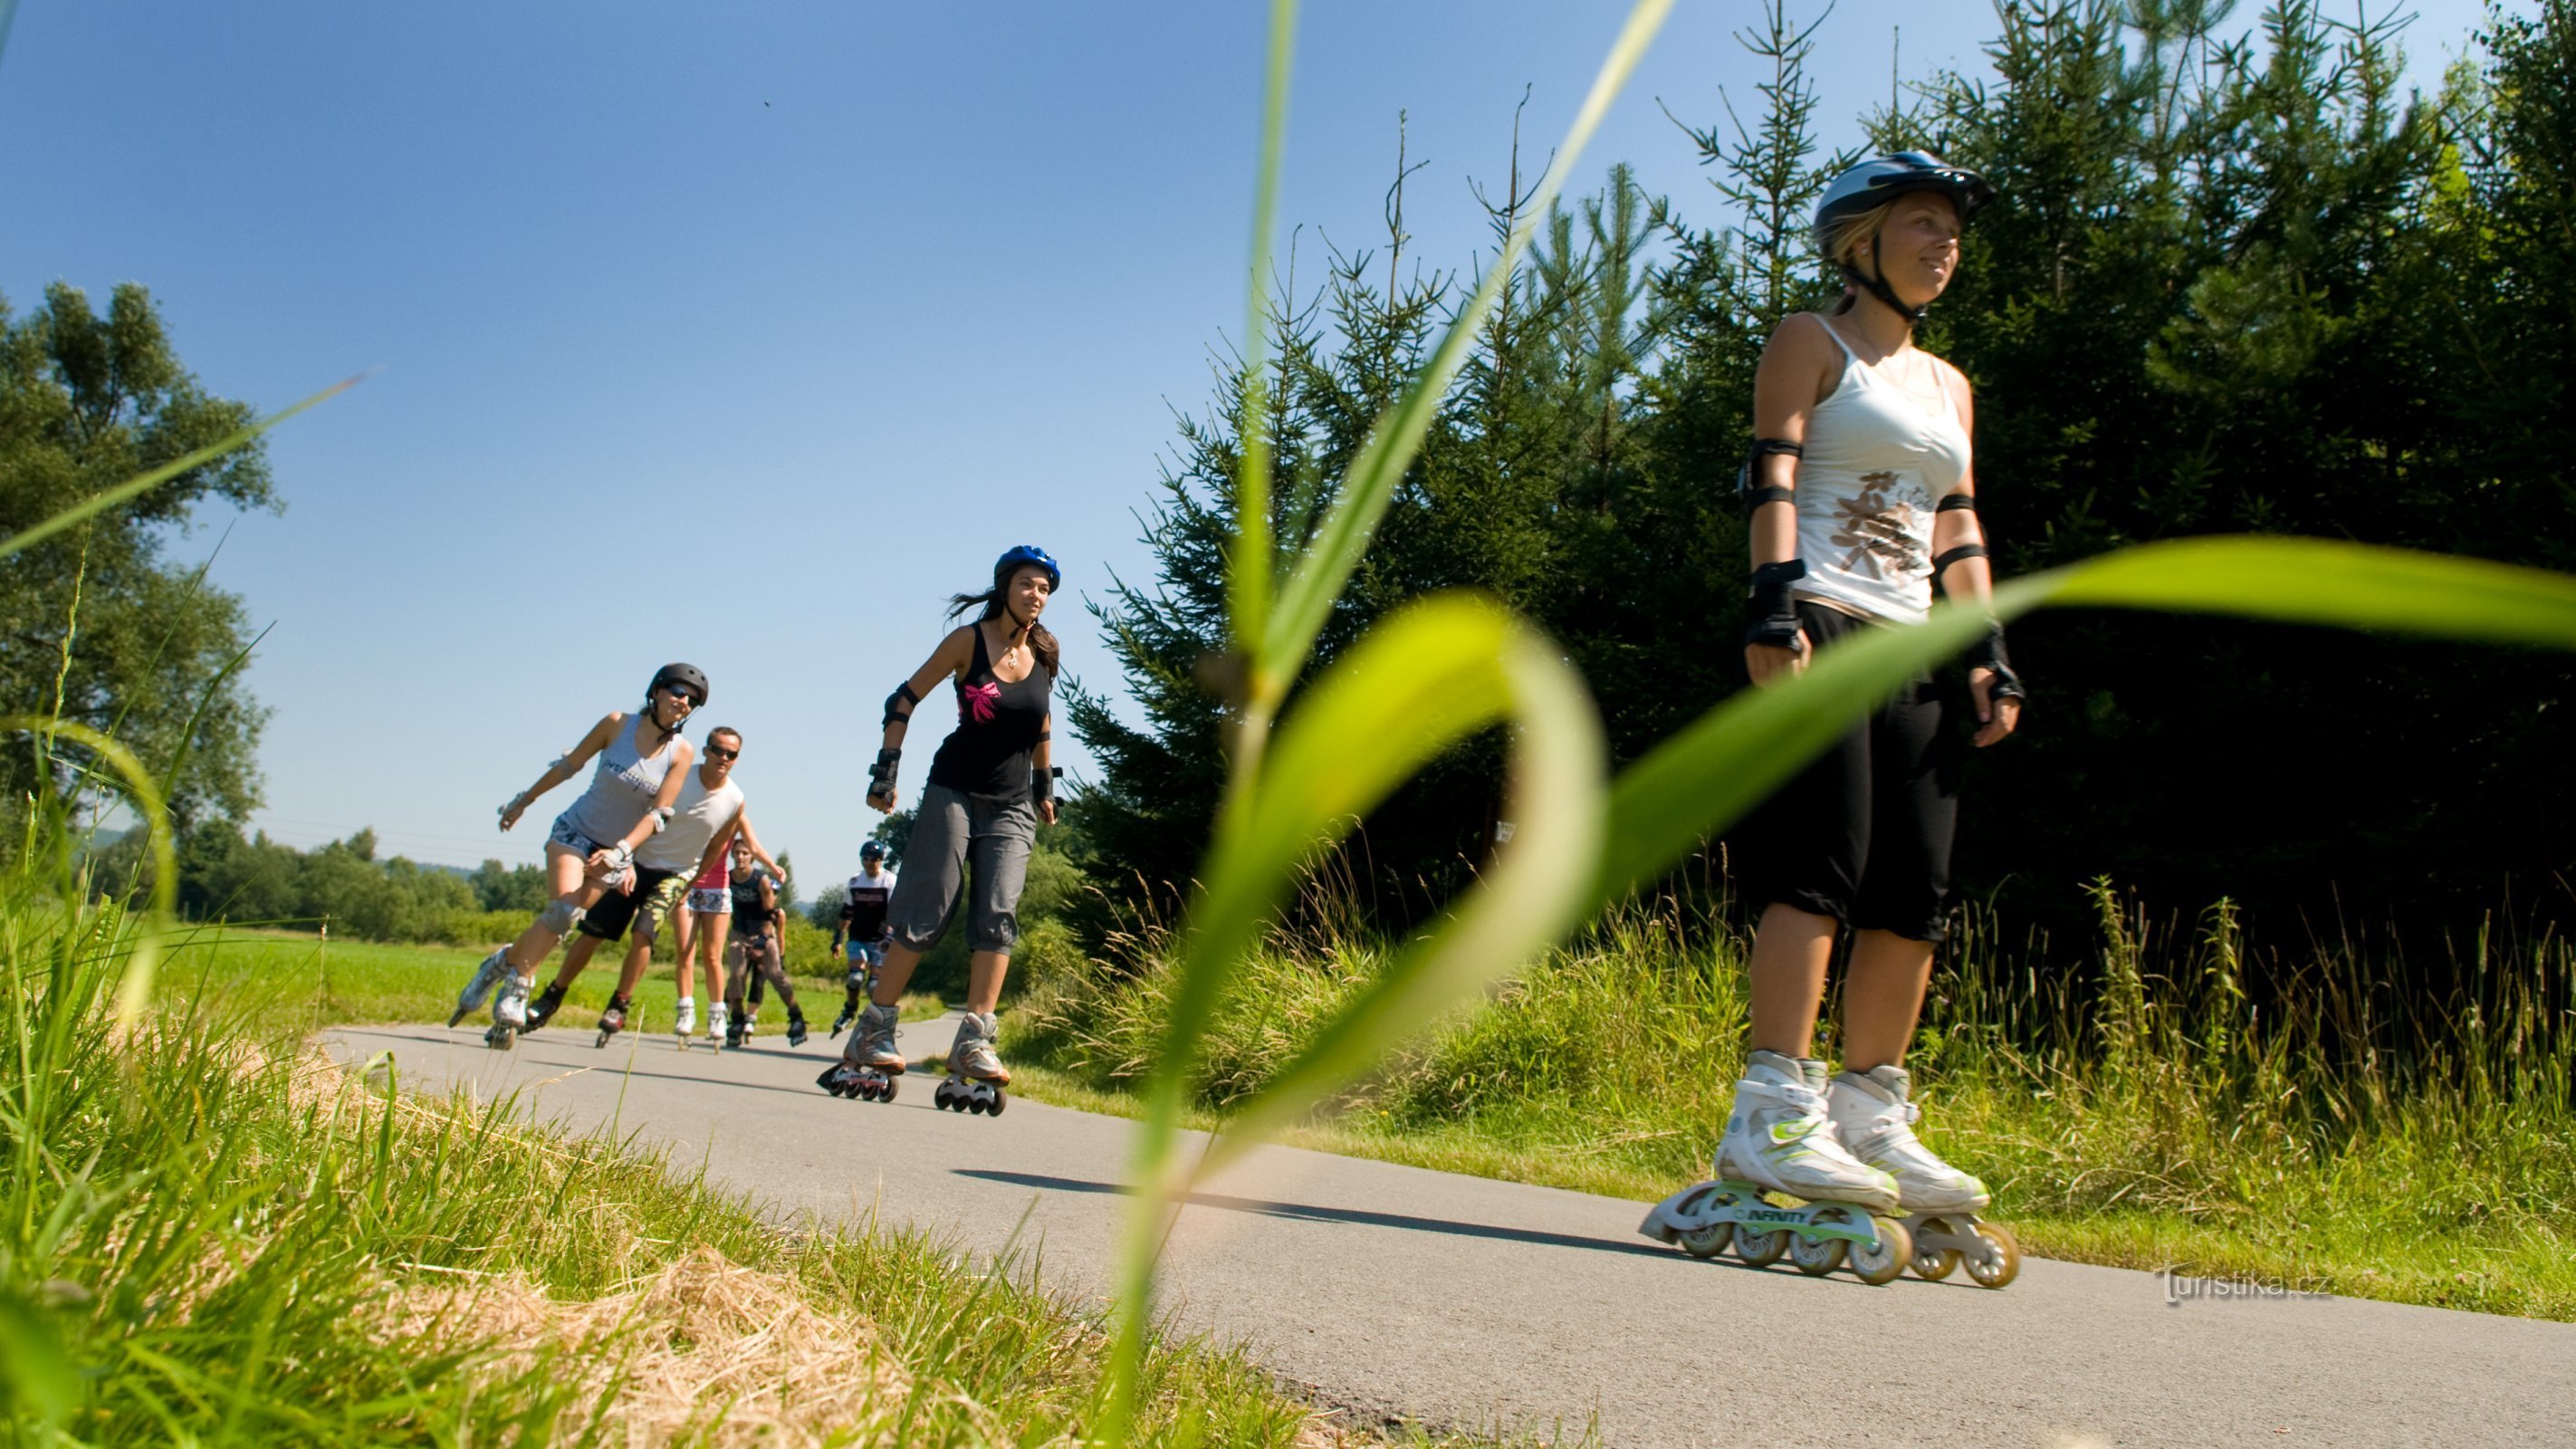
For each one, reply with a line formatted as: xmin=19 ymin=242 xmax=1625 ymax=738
xmin=1012 ymin=886 xmax=2576 ymax=1321
xmin=3 ymin=860 xmax=1527 ymax=1443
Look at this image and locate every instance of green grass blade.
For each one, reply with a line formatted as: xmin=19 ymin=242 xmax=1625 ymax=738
xmin=1188 ymin=621 xmax=1604 ymax=1180
xmin=1227 ymin=0 xmax=1298 ymax=667
xmin=0 ymin=373 xmax=362 ymax=564
xmin=1147 ymin=594 xmax=1531 ymax=1126
xmin=1593 ymin=536 xmax=2576 ymax=912
xmin=1256 ymin=0 xmax=1674 ymax=699
xmin=1106 ymin=593 xmax=1604 ymax=1436
xmin=2 ymin=718 xmax=177 ymax=1029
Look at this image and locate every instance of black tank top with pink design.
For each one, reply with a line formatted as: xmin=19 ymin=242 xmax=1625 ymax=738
xmin=925 ymin=621 xmax=1052 ymax=800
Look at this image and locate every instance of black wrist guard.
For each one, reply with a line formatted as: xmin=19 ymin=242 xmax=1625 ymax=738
xmin=1743 ymin=560 xmax=1808 ymax=652
xmin=1968 ymin=623 xmax=2025 ymax=701
xmin=867 ymin=747 xmax=901 ymax=799
xmin=1033 ymin=764 xmax=1059 ymax=805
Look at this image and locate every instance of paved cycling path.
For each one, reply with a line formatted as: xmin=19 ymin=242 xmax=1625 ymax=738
xmin=322 ymin=1016 xmax=2576 ymax=1448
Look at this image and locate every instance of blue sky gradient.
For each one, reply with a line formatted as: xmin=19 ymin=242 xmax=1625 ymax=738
xmin=0 ymin=1 xmax=2489 ymax=880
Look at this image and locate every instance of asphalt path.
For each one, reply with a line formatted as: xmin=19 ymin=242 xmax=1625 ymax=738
xmin=321 ymin=1014 xmax=2576 ymax=1448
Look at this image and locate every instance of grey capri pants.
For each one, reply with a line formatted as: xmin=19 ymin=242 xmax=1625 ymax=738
xmin=886 ymin=782 xmax=1036 ymax=955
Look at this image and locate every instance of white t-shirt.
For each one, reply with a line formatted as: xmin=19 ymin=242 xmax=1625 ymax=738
xmin=635 ymin=766 xmax=745 ymax=873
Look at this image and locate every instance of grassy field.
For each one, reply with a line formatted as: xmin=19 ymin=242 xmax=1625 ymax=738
xmin=1002 ymin=894 xmax=2576 ymax=1324
xmin=5 ymin=904 xmax=1561 ymax=1444
xmin=158 ymin=925 xmax=947 ymax=1047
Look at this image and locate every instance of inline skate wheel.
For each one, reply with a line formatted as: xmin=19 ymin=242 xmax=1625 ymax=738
xmin=987 ymin=1086 xmax=1006 ymax=1116
xmin=1846 ymin=1215 xmax=1911 ymax=1286
xmin=1788 ymin=1229 xmax=1847 ymax=1276
xmin=1910 ymin=1215 xmax=1962 ymax=1281
xmin=1678 ymin=1223 xmax=1734 ymax=1259
xmin=967 ymin=1093 xmax=988 ymax=1116
xmin=594 ymin=1028 xmax=612 ymax=1049
xmin=1733 ymin=1227 xmax=1788 ymax=1267
xmin=485 ymin=1025 xmax=516 ymax=1051
xmin=878 ymin=1074 xmax=899 ymax=1103
xmin=933 ymin=1080 xmax=956 ymax=1111
xmin=446 ymin=1005 xmax=469 ymax=1029
xmin=1963 ymin=1223 xmax=2020 ymax=1289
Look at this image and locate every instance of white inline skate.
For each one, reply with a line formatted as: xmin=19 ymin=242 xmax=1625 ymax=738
xmin=816 ymin=1002 xmax=905 ymax=1102
xmin=485 ymin=972 xmax=534 ymax=1051
xmin=932 ymin=1011 xmax=1008 ymax=1116
xmin=673 ymin=997 xmax=697 ymax=1049
xmin=448 ymin=948 xmax=512 ymax=1028
xmin=1828 ymin=1064 xmax=2019 ymax=1288
xmin=705 ymin=1001 xmax=730 ymax=1051
xmin=1640 ymin=1050 xmax=1910 ymax=1283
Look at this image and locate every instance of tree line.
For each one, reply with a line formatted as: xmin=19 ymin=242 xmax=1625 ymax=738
xmin=1068 ymin=0 xmax=2576 ymax=962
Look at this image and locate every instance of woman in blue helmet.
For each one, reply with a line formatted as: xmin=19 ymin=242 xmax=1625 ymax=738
xmin=1644 ymin=154 xmax=2026 ymax=1285
xmin=818 ymin=545 xmax=1060 ymax=1112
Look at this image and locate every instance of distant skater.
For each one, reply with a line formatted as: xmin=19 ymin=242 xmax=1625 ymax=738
xmin=451 ymin=664 xmax=706 ymax=1049
xmin=819 ymin=546 xmax=1060 ymax=1112
xmin=828 ymin=840 xmax=898 ymax=1037
xmin=521 ymin=724 xmax=775 ymax=1046
xmin=720 ymin=835 xmax=806 ymax=1047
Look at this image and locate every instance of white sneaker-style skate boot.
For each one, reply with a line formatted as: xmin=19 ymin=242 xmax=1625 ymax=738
xmin=817 ymin=1002 xmax=906 ymax=1102
xmin=484 ymin=971 xmax=534 ymax=1050
xmin=706 ymin=1001 xmax=729 ymax=1049
xmin=934 ymin=1011 xmax=1009 ymax=1115
xmin=449 ymin=948 xmax=512 ymax=1027
xmin=1716 ymin=1050 xmax=1901 ymax=1212
xmin=1826 ymin=1064 xmax=1989 ymax=1214
xmin=1826 ymin=1063 xmax=2021 ymax=1289
xmin=674 ymin=997 xmax=697 ymax=1047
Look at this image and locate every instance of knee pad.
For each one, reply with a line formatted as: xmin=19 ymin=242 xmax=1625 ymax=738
xmin=537 ymin=898 xmax=585 ymax=936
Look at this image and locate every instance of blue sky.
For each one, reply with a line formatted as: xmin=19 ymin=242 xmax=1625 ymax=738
xmin=1 ymin=0 xmax=2491 ymax=881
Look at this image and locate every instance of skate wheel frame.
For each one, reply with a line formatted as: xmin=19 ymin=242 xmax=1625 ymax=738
xmin=1642 ymin=1181 xmax=1912 ymax=1283
xmin=1902 ymin=1214 xmax=2019 ymax=1289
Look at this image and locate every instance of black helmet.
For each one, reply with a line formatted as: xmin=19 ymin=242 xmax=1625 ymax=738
xmin=994 ymin=544 xmax=1061 ymax=591
xmin=860 ymin=840 xmax=886 ymax=861
xmin=648 ymin=662 xmax=709 ymax=707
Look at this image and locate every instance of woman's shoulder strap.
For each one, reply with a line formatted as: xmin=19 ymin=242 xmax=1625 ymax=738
xmin=1807 ymin=312 xmax=1862 ymax=365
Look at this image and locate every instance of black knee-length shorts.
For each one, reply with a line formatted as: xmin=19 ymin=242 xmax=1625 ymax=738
xmin=1737 ymin=601 xmax=1968 ymax=944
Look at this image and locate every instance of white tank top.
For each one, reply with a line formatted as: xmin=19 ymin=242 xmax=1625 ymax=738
xmin=1789 ymin=319 xmax=1972 ymax=625
xmin=559 ymin=713 xmax=680 ymax=845
xmin=634 ymin=766 xmax=744 ymax=872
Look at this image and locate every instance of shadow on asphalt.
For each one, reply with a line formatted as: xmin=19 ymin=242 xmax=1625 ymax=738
xmin=334 ymin=1026 xmax=851 ymax=1102
xmin=958 ymin=1169 xmax=1668 ymax=1259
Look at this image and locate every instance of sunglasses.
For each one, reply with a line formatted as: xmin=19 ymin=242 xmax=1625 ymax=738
xmin=659 ymin=683 xmax=701 ymax=704
xmin=705 ymin=745 xmax=739 ymax=761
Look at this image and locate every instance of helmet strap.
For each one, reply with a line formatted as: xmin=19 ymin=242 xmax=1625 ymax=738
xmin=1845 ymin=229 xmax=1929 ymax=325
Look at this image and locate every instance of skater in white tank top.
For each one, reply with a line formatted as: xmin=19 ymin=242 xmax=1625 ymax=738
xmin=1643 ymin=156 xmax=2031 ymax=1287
xmin=445 ymin=663 xmax=706 ymax=1048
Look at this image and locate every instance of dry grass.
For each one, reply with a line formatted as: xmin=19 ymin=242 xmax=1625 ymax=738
xmin=378 ymin=1246 xmax=909 ymax=1447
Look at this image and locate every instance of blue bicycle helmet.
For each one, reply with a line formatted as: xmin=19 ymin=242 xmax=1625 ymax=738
xmin=860 ymin=840 xmax=886 ymax=861
xmin=994 ymin=544 xmax=1061 ymax=591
